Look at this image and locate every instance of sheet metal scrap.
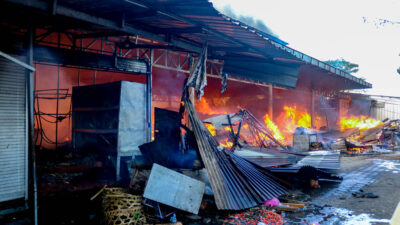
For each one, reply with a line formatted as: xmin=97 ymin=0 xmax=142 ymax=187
xmin=296 ymin=150 xmax=341 ymax=170
xmin=267 ymin=165 xmax=343 ymax=182
xmin=184 ymin=98 xmax=287 ymax=210
xmin=233 ymin=147 xmax=292 ymax=168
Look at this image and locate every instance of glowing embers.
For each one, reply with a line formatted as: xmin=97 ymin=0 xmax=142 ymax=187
xmin=339 ymin=115 xmax=382 ymax=131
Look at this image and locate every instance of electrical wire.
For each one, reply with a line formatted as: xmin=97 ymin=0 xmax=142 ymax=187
xmin=34 ymin=89 xmax=72 ymax=146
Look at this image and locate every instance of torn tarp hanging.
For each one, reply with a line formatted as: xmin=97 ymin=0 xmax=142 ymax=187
xmin=187 ymin=44 xmax=208 ymax=101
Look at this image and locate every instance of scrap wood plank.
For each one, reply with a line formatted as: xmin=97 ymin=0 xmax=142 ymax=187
xmin=143 ymin=164 xmax=205 ymax=214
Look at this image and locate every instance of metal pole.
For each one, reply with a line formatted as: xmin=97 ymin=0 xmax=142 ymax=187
xmin=311 ymin=89 xmax=315 ymax=128
xmin=146 ymin=49 xmax=153 ymax=142
xmin=188 ymin=56 xmax=195 ymax=128
xmin=94 ymin=70 xmax=96 ymax=85
xmin=0 ymin=51 xmax=35 ymax=71
xmin=77 ymin=67 xmax=80 ymax=86
xmin=100 ymin=39 xmax=104 ymax=54
xmin=268 ymin=85 xmax=273 ymax=119
xmin=27 ymin=14 xmax=38 ymax=225
xmin=188 ymin=56 xmax=195 ymax=105
xmin=55 ymin=66 xmax=60 ymax=149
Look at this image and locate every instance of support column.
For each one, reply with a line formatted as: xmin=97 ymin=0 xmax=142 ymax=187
xmin=311 ymin=89 xmax=315 ymax=128
xmin=188 ymin=57 xmax=195 ymax=105
xmin=146 ymin=49 xmax=153 ymax=142
xmin=268 ymin=85 xmax=273 ymax=119
xmin=187 ymin=57 xmax=195 ymax=128
xmin=27 ymin=16 xmax=38 ymax=225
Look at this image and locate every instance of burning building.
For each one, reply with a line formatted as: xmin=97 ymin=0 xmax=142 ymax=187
xmin=0 ymin=0 xmax=373 ymax=222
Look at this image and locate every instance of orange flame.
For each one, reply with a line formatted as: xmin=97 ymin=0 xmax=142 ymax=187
xmin=220 ymin=138 xmax=234 ymax=148
xmin=204 ymin=123 xmax=235 ymax=148
xmin=264 ymin=114 xmax=285 ymax=142
xmin=339 ymin=115 xmax=382 ymax=131
xmin=280 ymin=106 xmax=312 ymax=133
xmin=196 ymin=98 xmax=228 ymax=116
xmin=200 ymin=101 xmax=315 ymax=146
xmin=205 ymin=123 xmax=216 ymax=136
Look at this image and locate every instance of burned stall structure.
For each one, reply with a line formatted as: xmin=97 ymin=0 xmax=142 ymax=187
xmin=0 ymin=0 xmax=392 ymax=224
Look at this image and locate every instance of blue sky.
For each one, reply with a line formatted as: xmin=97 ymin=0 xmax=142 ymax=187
xmin=211 ymin=0 xmax=400 ymax=96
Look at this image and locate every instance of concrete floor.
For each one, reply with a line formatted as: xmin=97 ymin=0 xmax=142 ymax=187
xmin=284 ymin=152 xmax=400 ymax=224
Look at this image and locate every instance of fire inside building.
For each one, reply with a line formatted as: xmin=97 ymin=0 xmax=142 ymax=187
xmin=2 ymin=0 xmax=399 ymax=225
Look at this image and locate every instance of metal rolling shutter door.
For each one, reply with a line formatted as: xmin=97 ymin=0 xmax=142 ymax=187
xmin=0 ymin=56 xmax=27 ymax=202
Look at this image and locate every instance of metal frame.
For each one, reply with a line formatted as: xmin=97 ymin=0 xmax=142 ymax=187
xmin=27 ymin=17 xmax=38 ymax=225
xmin=33 ymin=28 xmax=281 ymax=90
xmin=4 ymin=0 xmax=203 ymax=53
xmin=4 ymin=0 xmax=372 ymax=89
xmin=0 ymin=50 xmax=35 ymax=71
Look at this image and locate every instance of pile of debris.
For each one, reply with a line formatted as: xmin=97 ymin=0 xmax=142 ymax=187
xmin=91 ymin=95 xmax=346 ymax=224
xmin=222 ymin=207 xmax=284 ymax=225
xmin=328 ymin=119 xmax=400 ymax=154
xmin=289 ymin=117 xmax=400 ymax=155
xmin=89 ymin=78 xmax=350 ymax=224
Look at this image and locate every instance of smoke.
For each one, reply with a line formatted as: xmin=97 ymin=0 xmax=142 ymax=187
xmin=219 ymin=5 xmax=280 ymax=38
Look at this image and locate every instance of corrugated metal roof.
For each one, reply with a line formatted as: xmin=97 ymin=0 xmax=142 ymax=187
xmin=130 ymin=0 xmax=372 ymax=89
xmin=5 ymin=0 xmax=371 ymax=89
xmin=185 ymin=97 xmax=287 ymax=210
